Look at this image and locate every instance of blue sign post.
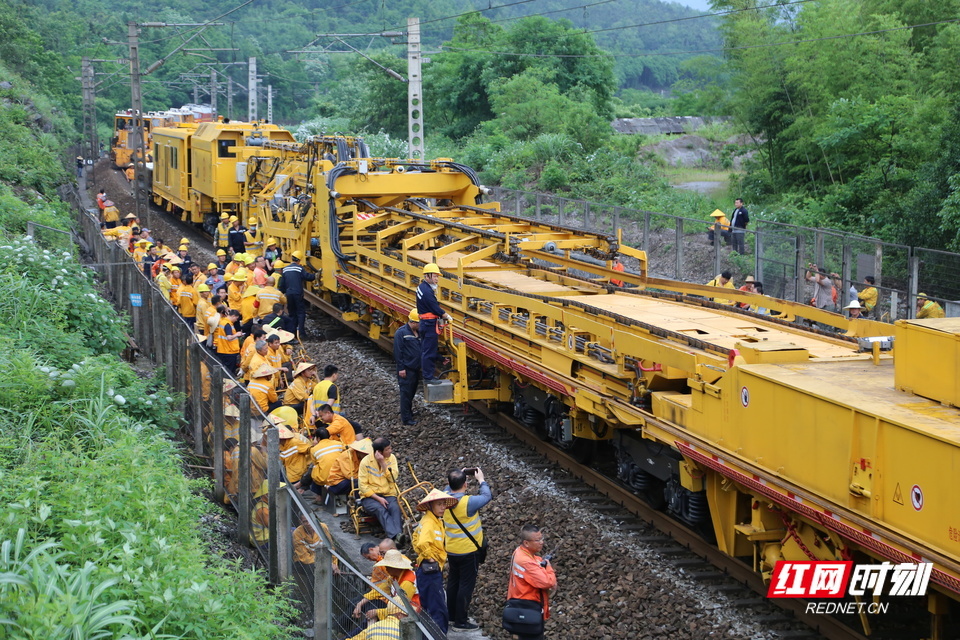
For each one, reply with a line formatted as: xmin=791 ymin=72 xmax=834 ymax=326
xmin=130 ymin=293 xmax=142 ymax=307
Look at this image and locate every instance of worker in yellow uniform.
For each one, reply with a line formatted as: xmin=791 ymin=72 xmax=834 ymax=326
xmin=345 ymin=616 xmax=403 ymax=640
xmin=413 ymin=488 xmax=458 ymax=634
xmin=264 ymin=332 xmax=291 ymax=388
xmin=250 ymin=479 xmax=284 ymax=551
xmin=292 ymin=514 xmax=339 ymax=616
xmin=155 ymin=264 xmax=173 ymax=300
xmin=225 ymin=252 xmax=244 ymax=278
xmin=214 ymin=307 xmax=244 ymax=373
xmin=248 ymin=363 xmax=281 ymax=413
xmin=917 ymin=293 xmax=945 ymax=319
xmin=214 ymin=212 xmax=231 ymax=252
xmin=101 ymin=199 xmax=120 ymax=229
xmin=240 ymin=284 xmax=261 ymax=333
xmin=354 ymin=549 xmax=420 ymax=624
xmin=277 ymin=422 xmax=312 ymax=484
xmin=297 ymin=425 xmax=344 ymax=500
xmin=227 ymin=269 xmax=247 ymax=312
xmin=311 ymin=364 xmax=342 ymax=421
xmin=284 ymin=361 xmax=317 ymax=415
xmin=177 ymin=278 xmax=198 ymax=326
xmin=168 ymin=266 xmax=184 ymax=305
xmin=244 ymin=216 xmax=262 ymax=257
xmin=255 ymin=276 xmax=286 ymax=319
xmin=241 ymin=329 xmax=268 ymax=381
xmin=131 ymin=240 xmax=149 ymax=264
xmin=706 ymin=209 xmax=731 ymax=245
xmin=706 ymin=270 xmax=736 ymax=306
xmin=326 ymin=437 xmax=371 ymax=498
xmin=857 ymin=276 xmax=878 ymax=315
xmin=195 ymin=284 xmax=214 ymax=336
xmin=359 ymin=437 xmax=402 ymax=540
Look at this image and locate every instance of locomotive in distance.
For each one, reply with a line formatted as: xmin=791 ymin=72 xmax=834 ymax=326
xmin=124 ymin=114 xmax=960 ymax=635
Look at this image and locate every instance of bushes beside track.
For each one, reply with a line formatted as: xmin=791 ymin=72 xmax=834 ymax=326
xmin=0 ymin=55 xmax=293 ymax=637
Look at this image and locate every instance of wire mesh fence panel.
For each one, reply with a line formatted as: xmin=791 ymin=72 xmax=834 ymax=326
xmin=915 ymin=248 xmax=960 ymax=317
xmin=757 ymin=227 xmax=801 ymax=302
xmin=590 ymin=203 xmax=618 ymax=236
xmin=644 ymin=212 xmax=681 ymax=279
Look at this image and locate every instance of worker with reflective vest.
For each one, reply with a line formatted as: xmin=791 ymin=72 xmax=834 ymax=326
xmin=311 ymin=364 xmax=342 ymax=415
xmin=416 ymin=263 xmax=452 ymax=384
xmin=214 ymin=212 xmax=231 ymax=251
xmin=443 ymin=467 xmax=492 ymax=632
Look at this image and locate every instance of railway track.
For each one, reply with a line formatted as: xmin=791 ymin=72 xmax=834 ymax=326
xmin=130 ymin=183 xmax=900 ymax=640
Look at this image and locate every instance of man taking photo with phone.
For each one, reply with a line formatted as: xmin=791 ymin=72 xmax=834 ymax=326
xmin=443 ymin=466 xmax=492 ymax=631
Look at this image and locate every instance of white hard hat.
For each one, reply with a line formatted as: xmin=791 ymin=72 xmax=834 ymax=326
xmin=844 ymin=300 xmax=862 ymax=310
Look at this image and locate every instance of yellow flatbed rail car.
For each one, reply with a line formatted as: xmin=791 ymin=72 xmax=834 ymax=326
xmin=214 ymin=144 xmax=959 ymax=633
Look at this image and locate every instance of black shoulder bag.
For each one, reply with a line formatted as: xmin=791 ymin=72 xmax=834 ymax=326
xmin=502 ymin=550 xmax=545 ymax=635
xmin=448 ymin=503 xmax=488 ymax=564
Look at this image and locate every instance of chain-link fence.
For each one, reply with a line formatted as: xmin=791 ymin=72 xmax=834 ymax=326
xmin=490 ymin=186 xmax=960 ymax=320
xmin=66 ymin=188 xmax=439 ymax=640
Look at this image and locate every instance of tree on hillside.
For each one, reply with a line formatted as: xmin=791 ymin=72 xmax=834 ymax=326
xmin=713 ymin=0 xmax=960 ymax=246
xmin=427 ymin=14 xmax=615 ymax=141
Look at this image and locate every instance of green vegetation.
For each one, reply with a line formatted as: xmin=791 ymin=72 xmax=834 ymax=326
xmin=712 ymin=0 xmax=960 ymax=250
xmin=0 ymin=17 xmax=292 ymax=638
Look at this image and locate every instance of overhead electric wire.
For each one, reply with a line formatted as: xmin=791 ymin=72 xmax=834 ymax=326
xmin=479 ymin=0 xmax=620 ymax=28
xmin=440 ymin=16 xmax=960 ymax=58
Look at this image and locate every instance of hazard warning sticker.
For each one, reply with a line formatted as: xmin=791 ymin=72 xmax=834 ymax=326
xmin=892 ymin=483 xmax=903 ymax=505
xmin=740 ymin=386 xmax=750 ymax=408
xmin=911 ymin=485 xmax=924 ymax=511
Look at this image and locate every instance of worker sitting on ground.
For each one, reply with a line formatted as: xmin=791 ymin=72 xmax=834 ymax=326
xmin=284 ymin=361 xmax=317 ymax=415
xmin=355 ymin=548 xmax=420 ymax=625
xmin=327 ymin=437 xmax=372 ymax=496
xmin=706 ymin=271 xmax=736 ymax=306
xmin=706 ymin=209 xmax=731 ymax=245
xmin=297 ymin=426 xmax=344 ymax=502
xmin=248 ymin=363 xmax=281 ymax=413
xmin=276 ymin=421 xmax=313 ymax=485
xmin=315 ymin=403 xmax=356 ymax=445
xmin=359 ymin=437 xmax=403 ymax=542
xmin=857 ymin=276 xmax=878 ymax=315
xmin=916 ymin=293 xmax=945 ymax=319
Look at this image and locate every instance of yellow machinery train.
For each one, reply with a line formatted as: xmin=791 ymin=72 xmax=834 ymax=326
xmin=110 ymin=104 xmax=214 ymax=168
xmin=147 ymin=119 xmax=960 ymax=637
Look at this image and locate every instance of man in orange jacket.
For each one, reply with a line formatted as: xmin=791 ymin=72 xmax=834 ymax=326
xmin=506 ymin=524 xmax=557 ymax=640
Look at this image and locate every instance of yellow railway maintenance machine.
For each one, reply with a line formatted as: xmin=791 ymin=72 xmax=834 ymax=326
xmin=239 ymin=148 xmax=958 ymax=636
xmin=151 ymin=120 xmax=297 ymax=232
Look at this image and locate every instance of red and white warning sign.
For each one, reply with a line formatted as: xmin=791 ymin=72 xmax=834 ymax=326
xmin=740 ymin=386 xmax=750 ymax=408
xmin=911 ymin=485 xmax=923 ymax=511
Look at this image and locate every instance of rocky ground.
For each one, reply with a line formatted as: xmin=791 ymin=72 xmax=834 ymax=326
xmin=300 ymin=336 xmax=793 ymax=640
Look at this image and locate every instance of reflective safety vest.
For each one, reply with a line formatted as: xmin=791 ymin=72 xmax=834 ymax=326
xmin=214 ymin=318 xmax=240 ymax=355
xmin=443 ymin=495 xmax=484 ymax=555
xmin=314 ymin=379 xmax=341 ymax=414
xmin=215 ymin=221 xmax=231 ymax=248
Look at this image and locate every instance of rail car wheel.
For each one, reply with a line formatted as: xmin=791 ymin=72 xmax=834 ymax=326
xmin=512 ymin=394 xmax=547 ymax=439
xmin=616 ymin=449 xmax=666 ymax=510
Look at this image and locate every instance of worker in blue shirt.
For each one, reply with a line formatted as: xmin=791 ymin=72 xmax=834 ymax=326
xmin=416 ymin=263 xmax=451 ymax=385
xmin=393 ymin=310 xmax=422 ymax=425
